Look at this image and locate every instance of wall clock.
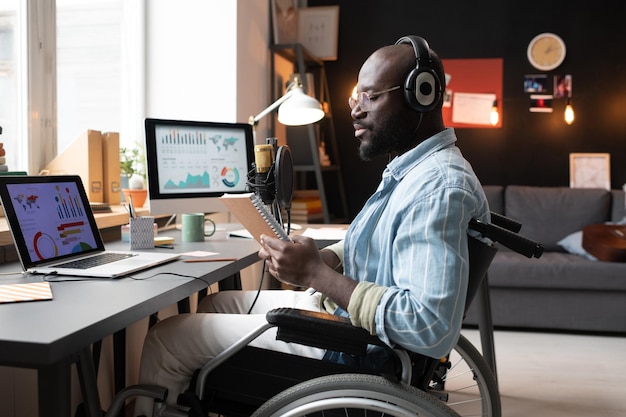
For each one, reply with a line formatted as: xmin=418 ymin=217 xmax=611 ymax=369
xmin=527 ymin=32 xmax=566 ymax=71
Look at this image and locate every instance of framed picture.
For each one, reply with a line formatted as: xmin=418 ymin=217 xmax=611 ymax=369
xmin=554 ymin=74 xmax=572 ymax=99
xmin=523 ymin=74 xmax=548 ymax=93
xmin=569 ymin=153 xmax=611 ymax=190
xmin=297 ymin=6 xmax=340 ymax=60
xmin=271 ymin=0 xmax=298 ymax=44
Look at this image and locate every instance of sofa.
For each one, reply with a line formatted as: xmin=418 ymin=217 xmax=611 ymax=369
xmin=464 ymin=185 xmax=626 ymax=334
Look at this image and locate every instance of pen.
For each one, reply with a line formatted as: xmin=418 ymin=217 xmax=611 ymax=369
xmin=128 ymin=195 xmax=136 ymax=218
xmin=183 ymin=257 xmax=238 ymax=263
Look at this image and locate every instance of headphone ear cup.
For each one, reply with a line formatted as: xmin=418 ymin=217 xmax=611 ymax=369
xmin=404 ymin=68 xmax=440 ymax=112
xmin=415 ymin=70 xmax=437 ymax=108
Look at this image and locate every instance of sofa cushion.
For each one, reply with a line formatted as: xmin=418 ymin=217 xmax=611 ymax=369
xmin=504 ymin=186 xmax=611 ymax=251
xmin=488 ymin=251 xmax=626 ymax=291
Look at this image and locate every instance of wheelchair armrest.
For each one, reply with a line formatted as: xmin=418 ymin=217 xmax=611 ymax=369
xmin=266 ymin=307 xmax=386 ymax=356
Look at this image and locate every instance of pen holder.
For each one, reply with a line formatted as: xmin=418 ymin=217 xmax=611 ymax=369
xmin=130 ymin=216 xmax=155 ymax=250
xmin=122 ymin=222 xmax=157 ymax=243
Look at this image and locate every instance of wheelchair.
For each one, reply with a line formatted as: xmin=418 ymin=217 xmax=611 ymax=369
xmin=105 ymin=212 xmax=543 ymax=417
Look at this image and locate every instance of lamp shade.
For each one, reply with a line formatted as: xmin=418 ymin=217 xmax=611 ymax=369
xmin=277 ymin=87 xmax=325 ymax=126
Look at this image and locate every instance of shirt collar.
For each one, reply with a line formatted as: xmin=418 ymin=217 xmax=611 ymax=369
xmin=384 ymin=128 xmax=457 ymax=182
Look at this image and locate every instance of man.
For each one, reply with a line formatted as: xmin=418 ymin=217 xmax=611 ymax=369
xmin=135 ymin=35 xmax=490 ymax=415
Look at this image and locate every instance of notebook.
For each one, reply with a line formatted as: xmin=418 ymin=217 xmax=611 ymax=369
xmin=220 ymin=193 xmax=291 ymax=243
xmin=0 ymin=175 xmax=180 ymax=278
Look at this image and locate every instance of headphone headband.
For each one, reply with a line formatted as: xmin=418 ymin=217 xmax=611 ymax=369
xmin=395 ymin=35 xmax=432 ymax=65
xmin=394 ymin=35 xmax=441 ymax=112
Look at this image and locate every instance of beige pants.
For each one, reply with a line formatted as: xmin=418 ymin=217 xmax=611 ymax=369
xmin=134 ymin=289 xmax=326 ymax=416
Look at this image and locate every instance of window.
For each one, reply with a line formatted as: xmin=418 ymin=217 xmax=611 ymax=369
xmin=56 ymin=0 xmax=123 ymax=152
xmin=0 ymin=0 xmax=26 ymax=172
xmin=0 ymin=0 xmax=254 ymax=177
xmin=0 ymin=0 xmax=142 ymax=174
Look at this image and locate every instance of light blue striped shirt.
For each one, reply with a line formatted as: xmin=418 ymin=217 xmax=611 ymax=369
xmin=338 ymin=128 xmax=490 ymax=360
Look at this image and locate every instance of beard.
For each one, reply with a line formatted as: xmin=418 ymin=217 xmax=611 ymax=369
xmin=358 ymin=111 xmax=418 ymax=161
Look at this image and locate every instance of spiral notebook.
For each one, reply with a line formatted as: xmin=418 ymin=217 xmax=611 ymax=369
xmin=220 ymin=193 xmax=291 ymax=243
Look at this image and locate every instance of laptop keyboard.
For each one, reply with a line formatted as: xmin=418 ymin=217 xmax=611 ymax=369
xmin=55 ymin=252 xmax=136 ymax=269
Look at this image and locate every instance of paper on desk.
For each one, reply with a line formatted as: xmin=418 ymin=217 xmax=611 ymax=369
xmin=230 ymin=227 xmax=347 ymax=241
xmin=229 ymin=229 xmax=253 ymax=239
xmin=301 ymin=227 xmax=347 ymax=240
xmin=229 ymin=223 xmax=302 ymax=240
xmin=181 ymin=251 xmax=221 ymax=257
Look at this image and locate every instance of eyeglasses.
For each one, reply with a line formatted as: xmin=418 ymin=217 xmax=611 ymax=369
xmin=348 ymin=86 xmax=401 ymax=111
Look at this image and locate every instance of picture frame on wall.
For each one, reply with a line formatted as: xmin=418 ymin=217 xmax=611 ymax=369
xmin=297 ymin=6 xmax=340 ymax=60
xmin=271 ymin=0 xmax=298 ymax=45
xmin=569 ymin=153 xmax=611 ymax=190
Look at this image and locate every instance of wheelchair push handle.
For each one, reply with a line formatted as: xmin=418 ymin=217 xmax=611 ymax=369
xmin=469 ymin=218 xmax=544 ymax=259
xmin=489 ymin=211 xmax=522 ymax=233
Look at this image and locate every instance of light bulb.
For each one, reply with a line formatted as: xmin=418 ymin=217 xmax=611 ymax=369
xmin=564 ymin=99 xmax=575 ymax=125
xmin=490 ymin=100 xmax=499 ymax=126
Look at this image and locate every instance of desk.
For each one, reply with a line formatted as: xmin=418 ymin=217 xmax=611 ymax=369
xmin=0 ymin=226 xmax=262 ymax=417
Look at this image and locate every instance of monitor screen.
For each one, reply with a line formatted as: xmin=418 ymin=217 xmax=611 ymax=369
xmin=144 ymin=118 xmax=254 ymax=215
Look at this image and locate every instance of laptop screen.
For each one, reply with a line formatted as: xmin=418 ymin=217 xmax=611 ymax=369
xmin=0 ymin=175 xmax=105 ymax=269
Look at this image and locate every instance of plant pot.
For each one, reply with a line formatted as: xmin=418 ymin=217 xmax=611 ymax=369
xmin=122 ymin=188 xmax=147 ymax=208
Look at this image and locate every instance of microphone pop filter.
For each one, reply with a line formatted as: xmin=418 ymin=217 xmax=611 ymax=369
xmin=275 ymin=145 xmax=294 ymax=210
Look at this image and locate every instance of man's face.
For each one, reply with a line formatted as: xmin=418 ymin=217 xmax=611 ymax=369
xmin=351 ymin=49 xmax=418 ymax=161
xmin=356 ymin=103 xmax=417 ymax=161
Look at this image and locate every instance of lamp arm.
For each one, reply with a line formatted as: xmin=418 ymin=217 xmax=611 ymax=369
xmin=251 ymin=90 xmax=294 ymax=126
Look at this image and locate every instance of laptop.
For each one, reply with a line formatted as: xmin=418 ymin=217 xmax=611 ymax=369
xmin=0 ymin=175 xmax=180 ymax=278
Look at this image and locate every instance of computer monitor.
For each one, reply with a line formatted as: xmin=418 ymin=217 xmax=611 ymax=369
xmin=144 ymin=118 xmax=254 ymax=215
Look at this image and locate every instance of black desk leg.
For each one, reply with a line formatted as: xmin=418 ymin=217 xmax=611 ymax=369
xmin=38 ymin=358 xmax=72 ymax=417
xmin=177 ymin=298 xmax=190 ymax=314
xmin=475 ymin=275 xmax=498 ymax=383
xmin=76 ymin=347 xmax=103 ymax=417
xmin=219 ymin=272 xmax=242 ymax=291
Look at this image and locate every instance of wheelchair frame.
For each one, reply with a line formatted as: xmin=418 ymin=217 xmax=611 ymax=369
xmin=104 ymin=213 xmax=542 ymax=417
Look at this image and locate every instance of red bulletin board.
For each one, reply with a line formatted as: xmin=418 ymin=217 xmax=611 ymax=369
xmin=441 ymin=58 xmax=503 ymax=128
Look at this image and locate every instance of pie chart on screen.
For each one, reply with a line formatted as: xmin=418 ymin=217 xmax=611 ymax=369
xmin=33 ymin=231 xmax=58 ymax=260
xmin=72 ymin=242 xmax=94 ymax=253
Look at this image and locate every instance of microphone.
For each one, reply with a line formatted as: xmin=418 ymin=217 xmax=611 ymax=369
xmin=250 ymin=142 xmax=276 ymax=205
xmin=246 ymin=138 xmax=294 ymax=231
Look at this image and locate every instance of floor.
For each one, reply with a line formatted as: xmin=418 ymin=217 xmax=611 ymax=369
xmin=460 ymin=328 xmax=626 ymax=417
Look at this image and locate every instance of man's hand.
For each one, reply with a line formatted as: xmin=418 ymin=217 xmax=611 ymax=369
xmin=259 ymin=234 xmax=357 ymax=309
xmin=259 ymin=234 xmax=323 ymax=288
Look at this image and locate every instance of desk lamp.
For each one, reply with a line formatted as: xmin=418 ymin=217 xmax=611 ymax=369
xmin=247 ymin=76 xmax=325 ymax=229
xmin=249 ymin=75 xmax=325 ymax=128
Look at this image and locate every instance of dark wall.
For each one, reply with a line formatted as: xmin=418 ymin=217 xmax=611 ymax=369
xmin=309 ymin=0 xmax=626 ymax=220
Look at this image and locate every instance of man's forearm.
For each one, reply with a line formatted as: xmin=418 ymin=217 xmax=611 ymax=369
xmin=320 ymin=248 xmax=343 ymax=272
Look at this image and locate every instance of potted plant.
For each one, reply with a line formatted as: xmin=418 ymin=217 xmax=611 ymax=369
xmin=120 ymin=145 xmax=148 ymax=207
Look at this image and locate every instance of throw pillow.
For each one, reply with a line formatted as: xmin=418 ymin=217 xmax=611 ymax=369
xmin=557 ymin=230 xmax=598 ymax=261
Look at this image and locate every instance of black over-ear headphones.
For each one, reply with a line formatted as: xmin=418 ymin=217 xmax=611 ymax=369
xmin=394 ymin=35 xmax=442 ymax=113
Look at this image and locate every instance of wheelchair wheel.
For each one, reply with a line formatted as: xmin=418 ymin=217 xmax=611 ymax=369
xmin=251 ymin=373 xmax=461 ymax=417
xmin=434 ymin=334 xmax=501 ymax=417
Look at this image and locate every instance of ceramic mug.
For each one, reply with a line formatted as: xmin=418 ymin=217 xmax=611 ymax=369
xmin=181 ymin=213 xmax=216 ymax=242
